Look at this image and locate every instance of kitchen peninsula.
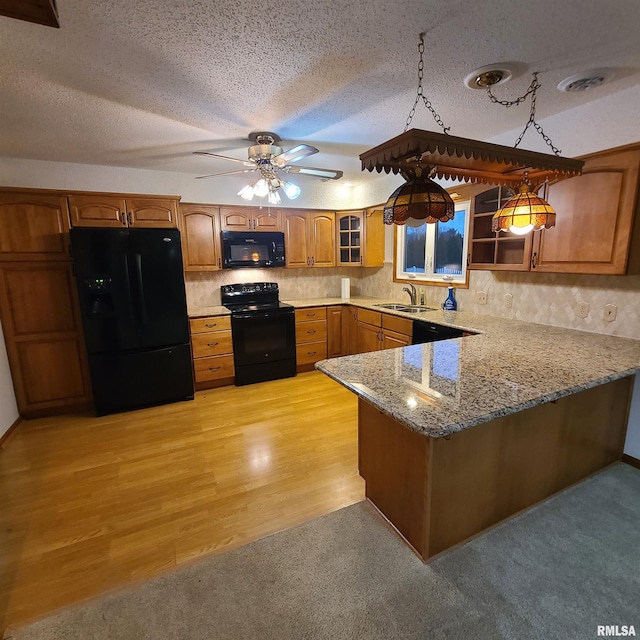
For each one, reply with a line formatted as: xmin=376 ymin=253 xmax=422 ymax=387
xmin=316 ymin=308 xmax=640 ymax=561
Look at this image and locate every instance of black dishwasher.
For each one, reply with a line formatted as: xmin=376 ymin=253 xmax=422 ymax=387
xmin=413 ymin=320 xmax=464 ymax=344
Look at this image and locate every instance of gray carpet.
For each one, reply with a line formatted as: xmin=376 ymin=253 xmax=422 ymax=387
xmin=6 ymin=463 xmax=640 ymax=640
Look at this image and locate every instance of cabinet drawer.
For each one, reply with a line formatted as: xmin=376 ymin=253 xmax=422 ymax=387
xmin=295 ymin=306 xmax=327 ymax=322
xmin=193 ymin=354 xmax=235 ymax=382
xmin=190 ymin=316 xmax=231 ymax=334
xmin=192 ymin=331 xmax=233 ymax=357
xmin=296 ymin=341 xmax=328 ymax=366
xmin=382 ymin=313 xmax=413 ymax=336
xmin=357 ymin=308 xmax=382 ymax=327
xmin=296 ymin=319 xmax=327 ymax=344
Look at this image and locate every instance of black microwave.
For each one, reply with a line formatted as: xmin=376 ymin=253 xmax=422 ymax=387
xmin=221 ymin=231 xmax=286 ymax=269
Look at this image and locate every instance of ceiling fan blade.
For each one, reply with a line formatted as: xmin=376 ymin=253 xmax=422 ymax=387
xmin=193 ymin=151 xmax=255 ymax=168
xmin=195 ymin=169 xmax=256 ymax=179
xmin=272 ymin=144 xmax=319 ymax=167
xmin=285 ymin=166 xmax=343 ymax=180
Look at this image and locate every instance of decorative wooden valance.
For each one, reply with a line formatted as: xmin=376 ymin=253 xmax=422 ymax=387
xmin=360 ymin=129 xmax=584 ymax=186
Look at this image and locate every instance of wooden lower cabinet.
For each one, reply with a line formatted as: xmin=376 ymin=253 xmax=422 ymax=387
xmin=358 ymin=377 xmax=631 ymax=561
xmin=0 ymin=262 xmax=92 ymax=416
xmin=327 ymin=305 xmax=349 ymax=357
xmin=356 ymin=308 xmax=413 ymax=354
xmin=189 ymin=315 xmax=234 ymax=389
xmin=295 ymin=306 xmax=328 ymax=371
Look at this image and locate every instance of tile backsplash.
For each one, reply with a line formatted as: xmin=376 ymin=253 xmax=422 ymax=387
xmin=358 ymin=263 xmax=640 ymax=340
xmin=185 ymin=267 xmax=368 ymax=307
xmin=186 ymin=264 xmax=640 ymax=340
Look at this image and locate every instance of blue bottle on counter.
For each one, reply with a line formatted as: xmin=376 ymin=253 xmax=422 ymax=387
xmin=443 ymin=286 xmax=457 ymax=311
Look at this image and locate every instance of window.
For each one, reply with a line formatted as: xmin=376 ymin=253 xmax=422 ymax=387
xmin=395 ymin=200 xmax=470 ymax=285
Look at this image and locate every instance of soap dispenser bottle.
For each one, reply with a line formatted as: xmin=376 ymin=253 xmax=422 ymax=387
xmin=443 ymin=286 xmax=457 ymax=311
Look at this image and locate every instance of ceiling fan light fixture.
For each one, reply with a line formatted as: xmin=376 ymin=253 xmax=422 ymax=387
xmin=492 ymin=183 xmax=556 ymax=235
xmin=383 ymin=169 xmax=455 ymax=226
xmin=267 ymin=190 xmax=282 ymax=205
xmin=283 ymin=181 xmax=301 ymax=200
xmin=253 ymin=179 xmax=269 ymax=198
xmin=238 ymin=184 xmax=255 ymax=200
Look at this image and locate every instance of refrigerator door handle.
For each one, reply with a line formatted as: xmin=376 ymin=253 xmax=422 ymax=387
xmin=134 ymin=253 xmax=148 ymax=325
xmin=123 ymin=253 xmax=136 ymax=325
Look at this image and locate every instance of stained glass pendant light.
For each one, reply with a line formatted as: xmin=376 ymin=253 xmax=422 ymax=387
xmin=383 ymin=166 xmax=454 ymax=225
xmin=491 ymin=183 xmax=556 ymax=235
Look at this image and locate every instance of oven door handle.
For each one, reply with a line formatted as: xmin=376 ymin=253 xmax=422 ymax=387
xmin=233 ymin=312 xmax=274 ymax=320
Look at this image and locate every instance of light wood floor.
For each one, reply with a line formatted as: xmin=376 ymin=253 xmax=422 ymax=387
xmin=0 ymin=371 xmax=363 ymax=632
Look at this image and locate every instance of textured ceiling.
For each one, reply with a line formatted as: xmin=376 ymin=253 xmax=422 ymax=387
xmin=1 ymin=0 xmax=639 ymax=184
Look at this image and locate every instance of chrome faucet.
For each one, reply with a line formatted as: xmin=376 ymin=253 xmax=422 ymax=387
xmin=402 ymin=283 xmax=417 ymax=305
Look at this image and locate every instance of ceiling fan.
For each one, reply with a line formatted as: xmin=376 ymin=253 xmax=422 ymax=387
xmin=193 ymin=132 xmax=343 ymax=204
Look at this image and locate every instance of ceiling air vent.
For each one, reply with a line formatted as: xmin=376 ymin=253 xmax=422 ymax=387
xmin=557 ymin=69 xmax=613 ymax=93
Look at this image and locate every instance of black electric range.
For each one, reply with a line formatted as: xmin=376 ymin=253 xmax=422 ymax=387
xmin=221 ymin=283 xmax=296 ymax=385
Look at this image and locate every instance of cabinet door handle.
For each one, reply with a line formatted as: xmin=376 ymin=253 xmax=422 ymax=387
xmin=467 ymin=252 xmax=471 ymax=267
xmin=218 ymin=257 xmax=221 ymax=268
xmin=307 ymin=329 xmax=316 ymax=335
xmin=121 ymin=211 xmax=127 ymax=226
xmin=209 ymin=366 xmax=221 ymax=371
xmin=128 ymin=212 xmax=133 ymax=226
xmin=306 ymin=313 xmax=316 ymax=318
xmin=307 ymin=257 xmax=310 ymax=266
xmin=308 ymin=351 xmax=317 ymax=356
xmin=531 ymin=252 xmax=537 ymax=269
xmin=205 ymin=323 xmax=217 ymax=328
xmin=207 ymin=342 xmax=219 ymax=347
xmin=360 ymin=256 xmax=363 ymax=264
xmin=312 ymin=256 xmax=315 ymax=266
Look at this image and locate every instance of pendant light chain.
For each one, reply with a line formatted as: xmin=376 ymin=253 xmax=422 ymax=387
xmin=404 ymin=34 xmax=450 ymax=134
xmin=486 ymin=72 xmax=561 ymax=156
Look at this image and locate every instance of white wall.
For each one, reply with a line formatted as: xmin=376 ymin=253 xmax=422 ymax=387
xmin=0 ymin=317 xmax=19 ymax=438
xmin=0 ymin=156 xmax=370 ymax=211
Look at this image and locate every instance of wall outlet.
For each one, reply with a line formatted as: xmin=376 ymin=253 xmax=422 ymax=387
xmin=603 ymin=304 xmax=617 ymax=322
xmin=476 ymin=291 xmax=487 ymax=305
xmin=504 ymin=293 xmax=513 ymax=309
xmin=576 ymin=302 xmax=590 ymax=319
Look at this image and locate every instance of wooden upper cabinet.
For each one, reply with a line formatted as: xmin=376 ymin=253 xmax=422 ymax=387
xmin=336 ymin=208 xmax=384 ymax=267
xmin=178 ymin=204 xmax=221 ymax=271
xmin=219 ymin=206 xmax=282 ymax=231
xmin=284 ymin=211 xmax=311 ymax=267
xmin=532 ymin=146 xmax=640 ymax=275
xmin=127 ymin=197 xmax=177 ymax=228
xmin=69 ymin=194 xmax=178 ymax=229
xmin=253 ymin=209 xmax=282 ymax=231
xmin=284 ymin=210 xmax=335 ymax=268
xmin=68 ymin=195 xmax=127 ymax=228
xmin=0 ymin=192 xmax=71 ymax=261
xmin=309 ymin=212 xmax=335 ymax=267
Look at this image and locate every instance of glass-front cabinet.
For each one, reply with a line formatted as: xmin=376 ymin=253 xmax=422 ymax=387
xmin=335 ymin=208 xmax=384 ymax=268
xmin=469 ymin=186 xmax=535 ymax=271
xmin=337 ymin=212 xmax=362 ymax=265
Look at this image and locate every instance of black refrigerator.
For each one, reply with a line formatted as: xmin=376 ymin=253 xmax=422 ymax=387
xmin=71 ymin=227 xmax=194 ymax=415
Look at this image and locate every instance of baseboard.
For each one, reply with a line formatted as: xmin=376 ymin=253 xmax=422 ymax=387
xmin=0 ymin=416 xmax=22 ymax=449
xmin=622 ymin=454 xmax=640 ymax=470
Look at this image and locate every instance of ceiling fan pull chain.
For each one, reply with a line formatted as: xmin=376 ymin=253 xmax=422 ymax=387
xmin=404 ymin=33 xmax=450 ymax=134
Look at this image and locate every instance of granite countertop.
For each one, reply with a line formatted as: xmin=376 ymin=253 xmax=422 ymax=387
xmin=188 ymin=305 xmax=230 ymax=318
xmin=315 ymin=307 xmax=640 ymax=439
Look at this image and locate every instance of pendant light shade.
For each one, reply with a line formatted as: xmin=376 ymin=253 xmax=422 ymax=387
xmin=492 ymin=183 xmax=556 ymax=235
xmin=383 ymin=168 xmax=455 ymax=226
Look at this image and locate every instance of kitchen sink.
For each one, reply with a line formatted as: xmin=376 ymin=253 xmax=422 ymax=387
xmin=374 ymin=303 xmax=436 ymax=313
